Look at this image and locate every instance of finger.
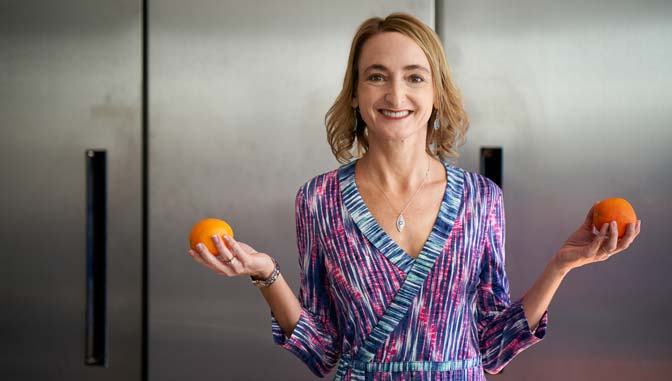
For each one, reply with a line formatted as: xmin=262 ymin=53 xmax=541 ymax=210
xmin=189 ymin=249 xmax=212 ymax=268
xmin=211 ymin=235 xmax=245 ymax=273
xmin=190 ymin=248 xmax=223 ymax=274
xmin=223 ymin=235 xmax=253 ymax=267
xmin=615 ymin=222 xmax=637 ymax=252
xmin=629 ymin=220 xmax=641 ymax=242
xmin=196 ymin=243 xmax=233 ymax=275
xmin=208 ymin=235 xmax=241 ymax=269
xmin=588 ymin=223 xmax=610 ymax=259
xmin=211 ymin=235 xmax=236 ymax=263
xmin=194 ymin=243 xmax=215 ymax=263
xmin=604 ymin=221 xmax=619 ymax=253
xmin=591 ymin=222 xmax=609 ymax=248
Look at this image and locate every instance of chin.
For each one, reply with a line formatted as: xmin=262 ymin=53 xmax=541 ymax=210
xmin=370 ymin=126 xmax=427 ymax=143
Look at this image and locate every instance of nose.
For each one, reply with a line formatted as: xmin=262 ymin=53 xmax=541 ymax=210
xmin=384 ymin=78 xmax=405 ymax=107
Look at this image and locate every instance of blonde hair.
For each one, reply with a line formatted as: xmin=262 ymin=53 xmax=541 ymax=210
xmin=325 ymin=12 xmax=469 ymax=164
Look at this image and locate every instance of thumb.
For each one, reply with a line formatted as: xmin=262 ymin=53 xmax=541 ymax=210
xmin=583 ymin=202 xmax=598 ymax=227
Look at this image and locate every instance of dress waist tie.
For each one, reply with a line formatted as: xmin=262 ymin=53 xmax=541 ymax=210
xmin=335 ymin=352 xmax=482 ymax=380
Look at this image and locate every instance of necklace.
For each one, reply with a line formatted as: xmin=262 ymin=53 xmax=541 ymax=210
xmin=363 ymin=155 xmax=431 ymax=233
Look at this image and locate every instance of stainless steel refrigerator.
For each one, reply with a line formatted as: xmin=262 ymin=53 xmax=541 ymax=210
xmin=2 ymin=1 xmax=670 ymax=380
xmin=1 ymin=0 xmax=143 ymax=380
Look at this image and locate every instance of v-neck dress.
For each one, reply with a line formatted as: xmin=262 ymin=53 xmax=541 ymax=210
xmin=270 ymin=159 xmax=548 ymax=381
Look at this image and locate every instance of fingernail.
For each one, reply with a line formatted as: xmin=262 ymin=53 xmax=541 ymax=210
xmin=197 ymin=243 xmax=205 ymax=250
xmin=224 ymin=235 xmax=231 ymax=241
xmin=211 ymin=234 xmax=219 ymax=242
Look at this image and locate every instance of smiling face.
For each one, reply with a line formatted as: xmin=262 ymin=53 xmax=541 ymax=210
xmin=352 ymin=31 xmax=436 ymax=145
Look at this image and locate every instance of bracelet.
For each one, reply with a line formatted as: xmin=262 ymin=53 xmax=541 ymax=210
xmin=250 ymin=257 xmax=280 ymax=288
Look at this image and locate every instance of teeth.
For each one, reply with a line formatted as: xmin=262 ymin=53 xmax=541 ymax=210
xmin=381 ymin=110 xmax=410 ymax=118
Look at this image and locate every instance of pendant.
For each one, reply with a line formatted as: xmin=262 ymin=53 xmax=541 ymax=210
xmin=396 ymin=214 xmax=405 ymax=232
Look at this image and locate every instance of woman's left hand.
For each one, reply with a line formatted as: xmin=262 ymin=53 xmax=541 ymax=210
xmin=554 ymin=203 xmax=641 ymax=273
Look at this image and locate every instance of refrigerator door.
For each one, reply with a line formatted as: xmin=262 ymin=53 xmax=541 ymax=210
xmin=149 ymin=1 xmax=433 ymax=380
xmin=0 ymin=1 xmax=143 ymax=380
xmin=438 ymin=1 xmax=672 ymax=379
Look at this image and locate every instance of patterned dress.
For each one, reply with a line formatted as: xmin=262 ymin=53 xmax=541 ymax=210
xmin=270 ymin=159 xmax=548 ymax=380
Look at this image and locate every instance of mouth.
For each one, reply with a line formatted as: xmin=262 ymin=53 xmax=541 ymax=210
xmin=379 ymin=109 xmax=413 ymax=120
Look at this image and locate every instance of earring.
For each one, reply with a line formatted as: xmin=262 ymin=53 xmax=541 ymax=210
xmin=433 ymin=117 xmax=440 ymax=130
xmin=352 ymin=112 xmax=358 ymax=132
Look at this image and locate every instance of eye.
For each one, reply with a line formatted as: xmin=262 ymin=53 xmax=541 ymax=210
xmin=367 ymin=73 xmax=385 ymax=82
xmin=409 ymin=74 xmax=425 ymax=83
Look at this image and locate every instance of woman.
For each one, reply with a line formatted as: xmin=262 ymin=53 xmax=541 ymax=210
xmin=188 ymin=13 xmax=641 ymax=381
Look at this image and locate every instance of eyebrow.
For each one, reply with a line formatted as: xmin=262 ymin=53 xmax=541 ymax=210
xmin=364 ymin=64 xmax=430 ymax=74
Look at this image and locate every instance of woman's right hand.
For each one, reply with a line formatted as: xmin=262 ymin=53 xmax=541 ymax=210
xmin=188 ymin=235 xmax=274 ymax=279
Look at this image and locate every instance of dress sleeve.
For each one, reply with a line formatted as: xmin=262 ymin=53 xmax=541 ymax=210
xmin=270 ymin=183 xmax=342 ymax=378
xmin=476 ymin=184 xmax=548 ymax=374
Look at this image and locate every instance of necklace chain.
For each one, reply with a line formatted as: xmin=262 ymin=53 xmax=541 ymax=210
xmin=364 ymin=155 xmax=431 ymax=232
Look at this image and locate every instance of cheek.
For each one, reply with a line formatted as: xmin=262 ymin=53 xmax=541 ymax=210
xmin=422 ymin=89 xmax=435 ymax=108
xmin=357 ymin=90 xmax=381 ymax=119
xmin=419 ymin=101 xmax=433 ymax=117
xmin=418 ymin=93 xmax=435 ymax=116
xmin=356 ymin=86 xmax=377 ymax=106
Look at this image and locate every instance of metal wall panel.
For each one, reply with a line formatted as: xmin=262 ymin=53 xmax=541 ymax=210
xmin=149 ymin=1 xmax=433 ymax=380
xmin=438 ymin=1 xmax=672 ymax=379
xmin=0 ymin=1 xmax=143 ymax=379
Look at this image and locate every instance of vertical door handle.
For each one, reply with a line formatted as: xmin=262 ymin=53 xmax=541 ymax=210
xmin=85 ymin=149 xmax=108 ymax=367
xmin=480 ymin=147 xmax=503 ymax=189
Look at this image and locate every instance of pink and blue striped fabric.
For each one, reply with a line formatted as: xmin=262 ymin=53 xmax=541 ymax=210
xmin=271 ymin=159 xmax=548 ymax=380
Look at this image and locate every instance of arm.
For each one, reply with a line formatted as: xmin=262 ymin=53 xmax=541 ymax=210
xmin=265 ymin=183 xmax=342 ymax=378
xmin=520 ymin=257 xmax=568 ymax=333
xmin=189 ymin=183 xmax=341 ymax=377
xmin=256 ymin=267 xmax=302 ymax=339
xmin=481 ymin=190 xmax=641 ymax=373
xmin=523 ymin=202 xmax=641 ymax=332
xmin=476 ymin=183 xmax=548 ymax=374
xmin=187 ymin=182 xmax=346 ymax=376
xmin=188 ymin=228 xmax=302 ymax=339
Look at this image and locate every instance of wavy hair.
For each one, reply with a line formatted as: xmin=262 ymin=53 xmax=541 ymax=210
xmin=325 ymin=12 xmax=469 ymax=164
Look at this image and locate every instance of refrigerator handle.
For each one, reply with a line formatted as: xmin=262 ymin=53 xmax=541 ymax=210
xmin=85 ymin=150 xmax=108 ymax=367
xmin=480 ymin=147 xmax=503 ymax=189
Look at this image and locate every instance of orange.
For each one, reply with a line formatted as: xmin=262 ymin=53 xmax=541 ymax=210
xmin=189 ymin=218 xmax=234 ymax=256
xmin=593 ymin=197 xmax=637 ymax=238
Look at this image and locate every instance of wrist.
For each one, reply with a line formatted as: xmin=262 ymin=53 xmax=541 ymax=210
xmin=250 ymin=256 xmax=281 ymax=288
xmin=252 ymin=255 xmax=276 ymax=280
xmin=550 ymin=252 xmax=573 ymax=277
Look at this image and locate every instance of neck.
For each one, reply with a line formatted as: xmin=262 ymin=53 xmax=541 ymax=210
xmin=360 ymin=143 xmax=432 ymax=194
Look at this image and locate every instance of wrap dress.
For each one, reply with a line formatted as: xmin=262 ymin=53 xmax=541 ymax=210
xmin=270 ymin=159 xmax=548 ymax=380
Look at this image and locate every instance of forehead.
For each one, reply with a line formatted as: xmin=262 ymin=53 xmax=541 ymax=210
xmin=358 ymin=32 xmax=430 ymax=70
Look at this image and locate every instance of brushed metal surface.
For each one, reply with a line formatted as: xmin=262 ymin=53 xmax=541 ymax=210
xmin=148 ymin=1 xmax=433 ymax=380
xmin=439 ymin=1 xmax=672 ymax=380
xmin=0 ymin=1 xmax=143 ymax=379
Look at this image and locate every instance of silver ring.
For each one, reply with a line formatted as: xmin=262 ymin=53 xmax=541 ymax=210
xmin=223 ymin=256 xmax=237 ymax=264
